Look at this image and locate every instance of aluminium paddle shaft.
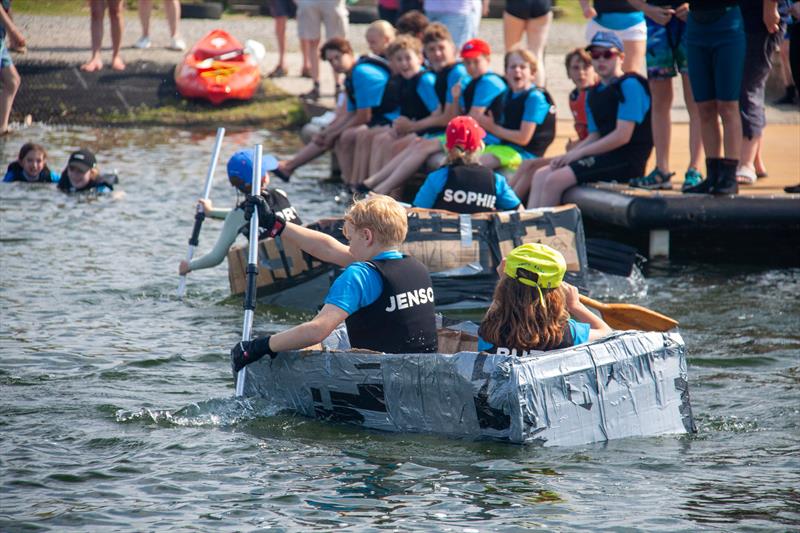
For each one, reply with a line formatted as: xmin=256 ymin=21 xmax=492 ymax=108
xmin=177 ymin=127 xmax=225 ymax=298
xmin=235 ymin=144 xmax=262 ymax=397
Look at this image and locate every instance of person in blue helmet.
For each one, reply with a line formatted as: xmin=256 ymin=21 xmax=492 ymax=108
xmin=178 ymin=149 xmax=302 ymax=276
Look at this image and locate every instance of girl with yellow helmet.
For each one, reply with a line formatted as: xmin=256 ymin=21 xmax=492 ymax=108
xmin=478 ymin=242 xmax=612 ymax=356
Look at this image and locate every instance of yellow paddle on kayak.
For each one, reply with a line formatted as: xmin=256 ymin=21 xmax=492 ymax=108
xmin=579 ymin=295 xmax=678 ymax=332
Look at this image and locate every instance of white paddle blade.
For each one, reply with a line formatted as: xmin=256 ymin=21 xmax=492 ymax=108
xmin=244 ymin=39 xmax=266 ymax=62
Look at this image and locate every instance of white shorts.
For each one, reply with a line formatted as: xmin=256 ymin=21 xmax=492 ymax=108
xmin=585 ymin=18 xmax=647 ymax=44
xmin=296 ymin=0 xmax=349 ymax=41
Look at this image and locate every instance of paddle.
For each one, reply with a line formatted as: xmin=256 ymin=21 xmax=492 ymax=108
xmin=579 ymin=294 xmax=678 ymax=332
xmin=177 ymin=127 xmax=226 ymax=298
xmin=235 ymin=144 xmax=263 ymax=397
xmin=196 ymin=39 xmax=266 ymax=69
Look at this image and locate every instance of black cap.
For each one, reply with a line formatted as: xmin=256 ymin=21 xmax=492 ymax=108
xmin=68 ymin=149 xmax=97 ymax=170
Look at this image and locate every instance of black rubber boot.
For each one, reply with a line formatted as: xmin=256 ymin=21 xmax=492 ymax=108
xmin=683 ymin=158 xmax=720 ymax=194
xmin=711 ymin=158 xmax=739 ymax=195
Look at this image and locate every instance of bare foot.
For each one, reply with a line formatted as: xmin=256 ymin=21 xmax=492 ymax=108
xmin=80 ymin=57 xmax=103 ymax=72
xmin=111 ymin=56 xmax=126 ymax=71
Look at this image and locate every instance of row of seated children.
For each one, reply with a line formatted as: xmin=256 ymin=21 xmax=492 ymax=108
xmin=3 ymin=143 xmax=117 ymax=195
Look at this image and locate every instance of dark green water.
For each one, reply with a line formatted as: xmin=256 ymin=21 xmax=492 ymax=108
xmin=1 ymin=126 xmax=798 ymax=531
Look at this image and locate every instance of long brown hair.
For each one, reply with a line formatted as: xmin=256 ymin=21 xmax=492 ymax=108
xmin=479 ymin=269 xmax=569 ymax=351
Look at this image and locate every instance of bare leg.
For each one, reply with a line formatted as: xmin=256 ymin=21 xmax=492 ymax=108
xmin=138 ymin=0 xmax=152 ymax=38
xmin=371 ymin=138 xmax=442 ymax=194
xmin=308 ymin=38 xmax=321 ymax=83
xmin=532 ymin=165 xmax=577 ymax=208
xmin=108 ymin=0 xmax=125 ymax=70
xmin=754 ymin=139 xmax=766 ymax=175
xmin=275 ymin=16 xmax=287 ymax=70
xmin=525 ymin=12 xmax=552 ymax=87
xmin=353 ymin=127 xmax=388 ymax=184
xmin=335 ymin=126 xmax=364 ymax=183
xmin=363 ymin=140 xmax=418 ymax=187
xmin=528 ymin=165 xmax=551 ymax=207
xmin=680 ymin=72 xmax=704 ymax=171
xmin=382 ymin=132 xmax=416 ymax=170
xmin=164 ymin=0 xmax=181 ymax=39
xmin=368 ymin=128 xmax=398 ymax=175
xmin=717 ymin=100 xmax=741 ymax=159
xmin=696 ymin=100 xmax=722 ymax=158
xmin=283 ymin=141 xmax=329 ymax=175
xmin=510 ymin=157 xmax=550 ymax=201
xmin=649 ymin=78 xmax=673 ymax=173
xmin=739 ymin=134 xmax=760 ymax=172
xmin=621 ymin=39 xmax=646 ymax=75
xmin=0 ymin=64 xmax=21 ymax=132
xmin=503 ymin=12 xmax=525 ymax=51
xmin=81 ymin=0 xmax=106 ymax=72
xmin=479 ymin=153 xmax=501 ymax=169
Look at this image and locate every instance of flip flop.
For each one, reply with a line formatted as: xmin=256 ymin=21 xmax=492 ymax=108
xmin=736 ymin=166 xmax=757 ymax=185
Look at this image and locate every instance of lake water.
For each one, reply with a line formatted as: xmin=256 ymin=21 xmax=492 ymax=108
xmin=1 ymin=126 xmax=798 ymax=531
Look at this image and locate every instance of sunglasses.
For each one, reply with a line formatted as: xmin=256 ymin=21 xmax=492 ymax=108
xmin=590 ymin=50 xmax=619 ymax=60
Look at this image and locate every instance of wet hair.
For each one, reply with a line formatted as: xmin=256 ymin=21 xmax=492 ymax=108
xmin=386 ymin=34 xmax=423 ymax=59
xmin=505 ymin=48 xmax=538 ymax=75
xmin=396 ymin=10 xmax=428 ymax=37
xmin=320 ymin=36 xmax=353 ymax=60
xmin=19 ymin=142 xmax=48 ymax=161
xmin=478 ymin=270 xmax=570 ymax=352
xmin=367 ymin=19 xmax=395 ymax=40
xmin=565 ymin=47 xmax=592 ymax=72
xmin=344 ymin=194 xmax=407 ymax=246
xmin=421 ymin=22 xmax=453 ymax=46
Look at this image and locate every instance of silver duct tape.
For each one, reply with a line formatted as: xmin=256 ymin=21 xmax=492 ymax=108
xmin=239 ymin=331 xmax=693 ymax=446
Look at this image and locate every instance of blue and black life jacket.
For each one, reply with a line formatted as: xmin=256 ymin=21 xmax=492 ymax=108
xmin=488 ymin=84 xmax=557 ymax=158
xmin=432 ymin=164 xmax=498 ymax=214
xmin=237 ymin=188 xmax=301 ymax=240
xmin=461 ymin=72 xmax=505 ymax=114
xmin=398 ymin=71 xmax=432 ymax=122
xmin=344 ymin=55 xmax=398 ymax=127
xmin=57 ymin=171 xmax=117 ymax=194
xmin=586 ymin=73 xmax=653 ymax=157
xmin=4 ymin=161 xmax=57 ymax=183
xmin=433 ymin=61 xmax=462 ymax=109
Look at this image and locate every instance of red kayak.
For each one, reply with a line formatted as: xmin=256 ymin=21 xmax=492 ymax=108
xmin=174 ymin=29 xmax=261 ymax=105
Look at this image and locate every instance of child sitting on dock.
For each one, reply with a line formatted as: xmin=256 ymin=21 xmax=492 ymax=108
xmin=361 ymin=22 xmax=468 ymax=195
xmin=478 ymin=243 xmax=611 ymax=356
xmin=476 ymin=48 xmax=556 ymax=172
xmin=3 ymin=142 xmax=59 ymax=183
xmin=365 ymin=19 xmax=395 ymax=58
xmin=231 ymin=195 xmax=438 ymax=371
xmin=525 ymin=32 xmax=653 ymax=208
xmin=57 ymin=149 xmax=118 ymax=195
xmin=273 ymin=37 xmax=395 ymax=184
xmin=178 ymin=149 xmax=301 ymax=277
xmin=412 ymin=115 xmax=522 ymax=213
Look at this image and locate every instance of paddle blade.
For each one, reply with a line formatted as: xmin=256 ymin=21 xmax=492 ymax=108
xmin=597 ymin=303 xmax=678 ymax=332
xmin=244 ymin=39 xmax=266 ymax=62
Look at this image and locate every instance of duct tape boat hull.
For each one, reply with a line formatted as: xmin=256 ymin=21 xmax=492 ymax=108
xmin=236 ymin=330 xmax=695 ymax=446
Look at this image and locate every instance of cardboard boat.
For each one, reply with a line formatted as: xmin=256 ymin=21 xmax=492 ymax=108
xmin=226 ymin=205 xmax=589 ymax=311
xmin=234 ymin=326 xmax=695 ymax=446
xmin=175 ymin=29 xmax=260 ymax=105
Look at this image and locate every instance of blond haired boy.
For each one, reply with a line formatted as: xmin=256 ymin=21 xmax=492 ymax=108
xmin=231 ymin=195 xmax=438 ymax=371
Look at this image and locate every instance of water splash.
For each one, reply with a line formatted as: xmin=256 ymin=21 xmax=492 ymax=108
xmin=115 ymin=397 xmax=282 ymax=428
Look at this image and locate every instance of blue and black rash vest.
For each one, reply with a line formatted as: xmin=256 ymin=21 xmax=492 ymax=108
xmin=489 ymin=84 xmax=556 ymax=158
xmin=484 ymin=321 xmax=575 ymax=357
xmin=344 ymin=255 xmax=438 ymax=353
xmin=3 ymin=162 xmax=59 ymax=183
xmin=345 ymin=55 xmax=398 ymax=127
xmin=586 ymin=72 xmax=653 ymax=159
xmin=237 ymin=188 xmax=301 ymax=240
xmin=433 ymin=164 xmax=498 ymax=213
xmin=461 ymin=72 xmax=506 ymax=114
xmin=57 ymin=171 xmax=116 ymax=194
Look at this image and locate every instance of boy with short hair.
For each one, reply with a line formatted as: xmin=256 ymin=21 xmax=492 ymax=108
xmin=231 ymin=195 xmax=438 ymax=371
xmin=458 ymin=38 xmax=507 ymax=124
xmin=527 ymin=32 xmax=653 ymax=208
xmin=366 ymin=19 xmax=396 ymax=57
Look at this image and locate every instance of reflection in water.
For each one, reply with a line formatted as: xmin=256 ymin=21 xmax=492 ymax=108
xmin=0 ymin=124 xmax=798 ymax=530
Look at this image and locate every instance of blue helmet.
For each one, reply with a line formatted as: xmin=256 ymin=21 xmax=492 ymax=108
xmin=227 ymin=149 xmax=279 ymax=192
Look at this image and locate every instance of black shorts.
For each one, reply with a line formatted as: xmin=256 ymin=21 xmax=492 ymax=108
xmin=569 ymin=147 xmax=650 ymax=184
xmin=504 ymin=0 xmax=552 ymax=20
xmin=268 ymin=0 xmax=296 ymax=18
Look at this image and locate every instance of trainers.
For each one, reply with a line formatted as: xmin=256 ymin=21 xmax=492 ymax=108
xmin=168 ymin=36 xmax=187 ymax=51
xmin=133 ymin=36 xmax=151 ymax=49
xmin=630 ymin=168 xmax=674 ymax=190
xmin=681 ymin=168 xmax=703 ymax=191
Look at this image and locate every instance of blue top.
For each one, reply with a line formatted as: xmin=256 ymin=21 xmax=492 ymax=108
xmin=477 ymin=318 xmax=591 ymax=352
xmin=446 ymin=63 xmax=471 ymax=104
xmin=3 ymin=168 xmax=60 ymax=183
xmin=459 ymin=72 xmax=506 ymax=111
xmin=586 ymin=76 xmax=650 ymax=133
xmin=417 ymin=70 xmax=441 ymax=114
xmin=412 ymin=166 xmax=522 ymax=210
xmin=518 ymin=88 xmax=551 ymax=124
xmin=324 ymin=250 xmax=403 ymax=314
xmin=347 ymin=62 xmax=391 ymax=113
xmin=594 ymin=12 xmax=645 ymax=30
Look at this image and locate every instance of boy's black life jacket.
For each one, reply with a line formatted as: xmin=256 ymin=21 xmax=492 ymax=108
xmin=237 ymin=188 xmax=301 ymax=240
xmin=594 ymin=0 xmax=638 ymax=13
xmin=57 ymin=171 xmax=117 ymax=194
xmin=345 ymin=55 xmax=397 ymax=127
xmin=484 ymin=321 xmax=574 ymax=357
xmin=5 ymin=161 xmax=55 ymax=183
xmin=345 ymin=256 xmax=438 ymax=354
xmin=489 ymin=84 xmax=556 ymax=158
xmin=461 ymin=72 xmax=504 ymax=114
xmin=398 ymin=71 xmax=432 ymax=121
xmin=433 ymin=61 xmax=462 ymax=109
xmin=586 ymin=73 xmax=653 ymax=156
xmin=433 ymin=164 xmax=498 ymax=214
